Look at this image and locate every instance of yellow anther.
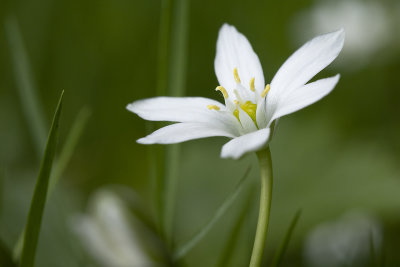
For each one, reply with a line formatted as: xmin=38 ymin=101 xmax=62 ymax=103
xmin=233 ymin=100 xmax=239 ymax=105
xmin=261 ymin=84 xmax=271 ymax=97
xmin=233 ymin=67 xmax=241 ymax=83
xmin=216 ymin=86 xmax=229 ymax=98
xmin=207 ymin=105 xmax=220 ymax=111
xmin=249 ymin=77 xmax=255 ymax=92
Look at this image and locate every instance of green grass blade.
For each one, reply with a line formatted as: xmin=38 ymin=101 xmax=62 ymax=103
xmin=270 ymin=209 xmax=301 ymax=267
xmin=153 ymin=0 xmax=172 ymax=237
xmin=217 ymin=189 xmax=255 ymax=267
xmin=168 ymin=0 xmax=189 ymax=97
xmin=5 ymin=16 xmax=47 ymax=155
xmin=173 ymin=166 xmax=252 ymax=260
xmin=163 ymin=0 xmax=190 ymax=245
xmin=19 ymin=91 xmax=64 ymax=267
xmin=49 ymin=107 xmax=90 ymax=192
xmin=13 ymin=107 xmax=88 ymax=260
xmin=156 ymin=0 xmax=172 ymax=97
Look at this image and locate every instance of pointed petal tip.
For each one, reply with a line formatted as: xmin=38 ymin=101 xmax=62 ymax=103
xmin=126 ymin=103 xmax=134 ymax=112
xmin=333 ymin=28 xmax=345 ymax=46
xmin=334 ymin=73 xmax=341 ymax=80
xmin=137 ymin=136 xmax=154 ymax=144
xmin=220 ymin=23 xmax=234 ymax=31
xmin=126 ymin=102 xmax=140 ymax=114
xmin=220 ymin=147 xmax=241 ymax=160
xmin=220 ymin=128 xmax=271 ymax=160
xmin=218 ymin=23 xmax=237 ymax=38
xmin=337 ymin=28 xmax=345 ymax=41
xmin=329 ymin=74 xmax=341 ymax=86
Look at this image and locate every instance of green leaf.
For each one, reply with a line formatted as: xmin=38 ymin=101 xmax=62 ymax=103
xmin=0 ymin=238 xmax=16 ymax=267
xmin=5 ymin=16 xmax=47 ymax=156
xmin=173 ymin=166 xmax=252 ymax=260
xmin=270 ymin=209 xmax=302 ymax=267
xmin=19 ymin=91 xmax=64 ymax=267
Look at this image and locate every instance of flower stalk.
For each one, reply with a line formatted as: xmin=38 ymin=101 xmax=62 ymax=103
xmin=250 ymin=147 xmax=273 ymax=267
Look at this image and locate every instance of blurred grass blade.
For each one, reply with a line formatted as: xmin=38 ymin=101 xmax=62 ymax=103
xmin=163 ymin=0 xmax=190 ymax=244
xmin=49 ymin=107 xmax=90 ymax=192
xmin=173 ymin=166 xmax=251 ymax=260
xmin=156 ymin=0 xmax=172 ymax=97
xmin=270 ymin=209 xmax=301 ymax=267
xmin=152 ymin=0 xmax=172 ymax=236
xmin=168 ymin=0 xmax=189 ymax=97
xmin=19 ymin=91 xmax=64 ymax=267
xmin=5 ymin=16 xmax=47 ymax=155
xmin=217 ymin=189 xmax=255 ymax=267
xmin=0 ymin=238 xmax=17 ymax=267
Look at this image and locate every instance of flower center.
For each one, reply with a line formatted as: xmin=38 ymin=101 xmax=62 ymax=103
xmin=233 ymin=101 xmax=257 ymax=125
xmin=208 ymin=67 xmax=271 ymax=130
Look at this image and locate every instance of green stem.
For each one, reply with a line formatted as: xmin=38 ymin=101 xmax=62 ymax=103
xmin=249 ymin=148 xmax=273 ymax=267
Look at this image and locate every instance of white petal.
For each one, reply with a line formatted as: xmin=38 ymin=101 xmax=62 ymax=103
xmin=256 ymin=97 xmax=268 ymax=129
xmin=137 ymin=122 xmax=236 ymax=144
xmin=127 ymin=96 xmax=222 ymax=122
xmin=269 ymin=75 xmax=340 ymax=123
xmin=267 ymin=29 xmax=344 ymax=116
xmin=220 ymin=128 xmax=271 ymax=159
xmin=238 ymin=108 xmax=257 ymax=133
xmin=127 ymin=96 xmax=242 ymax=134
xmin=214 ymin=24 xmax=265 ymax=97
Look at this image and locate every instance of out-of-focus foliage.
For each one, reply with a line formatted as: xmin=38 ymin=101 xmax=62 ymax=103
xmin=0 ymin=0 xmax=400 ymax=266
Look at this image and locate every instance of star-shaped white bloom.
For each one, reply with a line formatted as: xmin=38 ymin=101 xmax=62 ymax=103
xmin=127 ymin=24 xmax=345 ymax=159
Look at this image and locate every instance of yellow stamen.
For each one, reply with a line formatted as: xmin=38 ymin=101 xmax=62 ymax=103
xmin=233 ymin=109 xmax=239 ymax=120
xmin=233 ymin=100 xmax=240 ymax=120
xmin=261 ymin=84 xmax=271 ymax=97
xmin=216 ymin=86 xmax=229 ymax=98
xmin=233 ymin=67 xmax=241 ymax=83
xmin=249 ymin=77 xmax=255 ymax=92
xmin=207 ymin=105 xmax=220 ymax=111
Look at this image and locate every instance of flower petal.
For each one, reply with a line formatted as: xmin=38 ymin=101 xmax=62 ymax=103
xmin=137 ymin=122 xmax=236 ymax=144
xmin=214 ymin=24 xmax=265 ymax=96
xmin=238 ymin=107 xmax=257 ymax=133
xmin=267 ymin=29 xmax=344 ymax=116
xmin=256 ymin=97 xmax=268 ymax=129
xmin=220 ymin=128 xmax=271 ymax=159
xmin=127 ymin=97 xmax=221 ymax=122
xmin=269 ymin=75 xmax=340 ymax=123
xmin=127 ymin=96 xmax=242 ymax=135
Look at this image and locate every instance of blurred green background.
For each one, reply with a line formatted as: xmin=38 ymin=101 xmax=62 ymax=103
xmin=1 ymin=0 xmax=400 ymax=266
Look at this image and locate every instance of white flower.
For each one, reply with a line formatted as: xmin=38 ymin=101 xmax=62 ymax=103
xmin=304 ymin=211 xmax=382 ymax=267
xmin=72 ymin=190 xmax=156 ymax=267
xmin=291 ymin=0 xmax=391 ymax=70
xmin=127 ymin=24 xmax=344 ymax=159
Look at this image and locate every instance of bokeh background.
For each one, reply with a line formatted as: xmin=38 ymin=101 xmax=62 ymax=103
xmin=1 ymin=0 xmax=400 ymax=266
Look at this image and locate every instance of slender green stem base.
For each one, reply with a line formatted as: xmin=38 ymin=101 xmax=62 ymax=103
xmin=249 ymin=148 xmax=273 ymax=267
